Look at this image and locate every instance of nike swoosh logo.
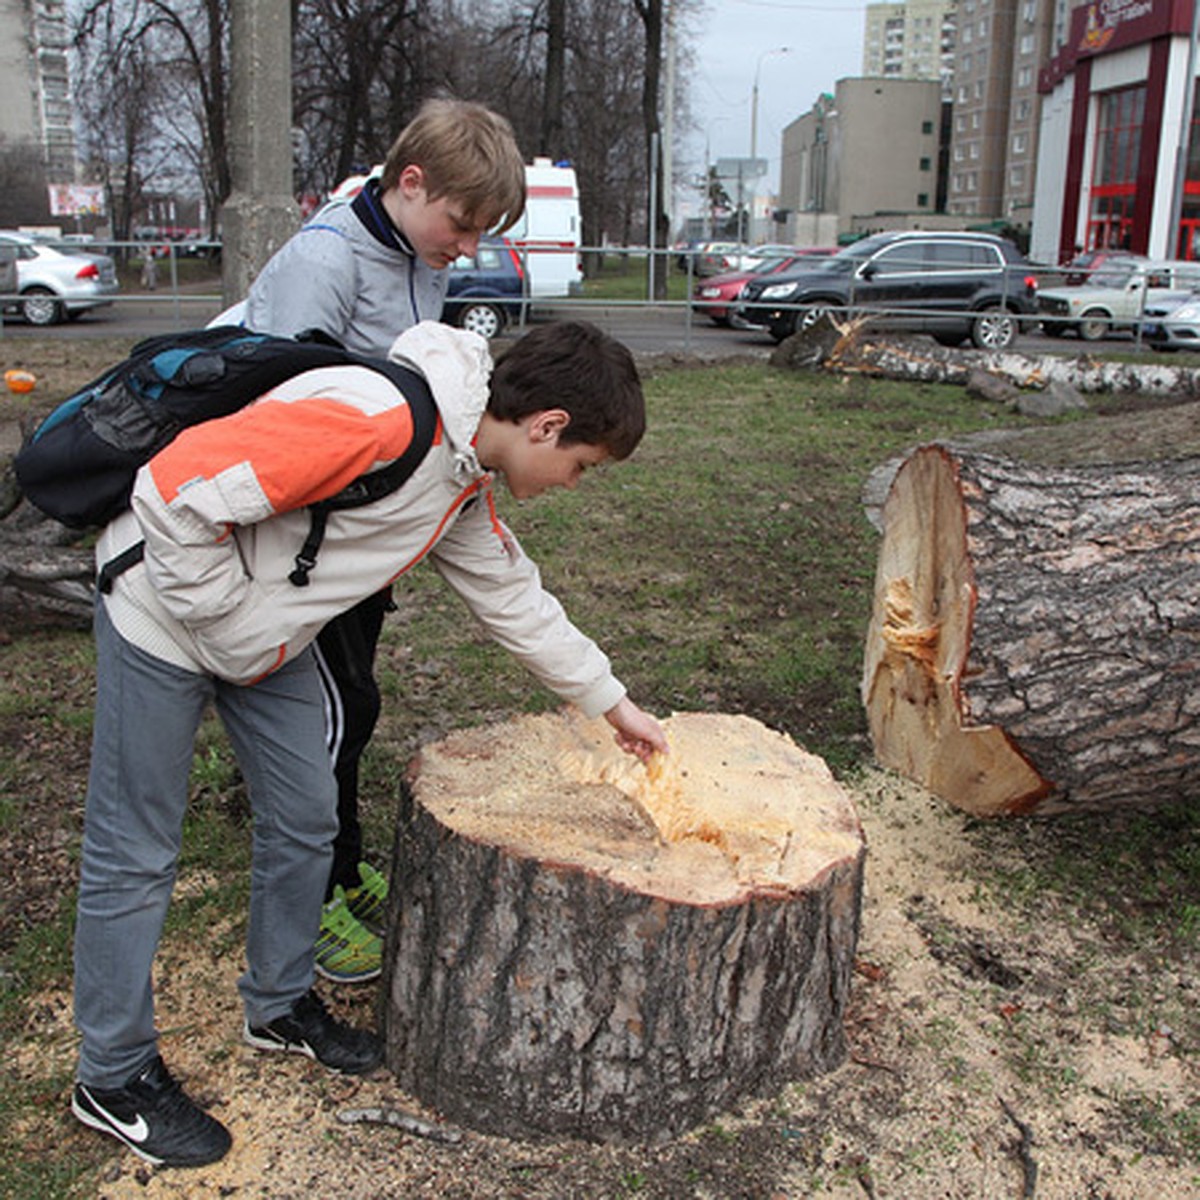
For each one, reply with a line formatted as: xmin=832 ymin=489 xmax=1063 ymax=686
xmin=82 ymin=1087 xmax=150 ymax=1142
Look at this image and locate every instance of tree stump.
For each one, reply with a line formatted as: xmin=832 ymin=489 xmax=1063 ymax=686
xmin=862 ymin=444 xmax=1200 ymax=816
xmin=382 ymin=709 xmax=865 ymax=1142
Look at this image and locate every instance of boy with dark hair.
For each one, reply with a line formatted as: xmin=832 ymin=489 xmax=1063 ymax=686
xmin=70 ymin=319 xmax=668 ymax=1169
xmin=241 ymin=97 xmax=528 ymax=982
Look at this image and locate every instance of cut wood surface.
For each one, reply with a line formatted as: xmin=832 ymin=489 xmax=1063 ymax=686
xmin=862 ymin=444 xmax=1200 ymax=816
xmin=383 ymin=709 xmax=865 ymax=1142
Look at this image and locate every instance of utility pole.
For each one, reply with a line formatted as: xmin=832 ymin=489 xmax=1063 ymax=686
xmin=220 ymin=0 xmax=299 ymax=305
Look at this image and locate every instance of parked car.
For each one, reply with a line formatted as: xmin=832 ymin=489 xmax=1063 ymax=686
xmin=442 ymin=236 xmax=526 ymax=339
xmin=733 ymin=230 xmax=1038 ymax=350
xmin=0 ymin=230 xmax=119 ymax=325
xmin=1140 ymin=291 xmax=1200 ymax=350
xmin=693 ymin=241 xmax=744 ymax=277
xmin=691 ymin=252 xmax=833 ymax=326
xmin=0 ymin=238 xmax=17 ymax=304
xmin=1062 ymin=247 xmax=1140 ymax=286
xmin=1037 ymin=258 xmax=1200 ymax=341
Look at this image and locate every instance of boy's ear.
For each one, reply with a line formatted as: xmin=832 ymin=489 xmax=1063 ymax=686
xmin=529 ymin=409 xmax=570 ymax=443
xmin=397 ymin=164 xmax=426 ymax=196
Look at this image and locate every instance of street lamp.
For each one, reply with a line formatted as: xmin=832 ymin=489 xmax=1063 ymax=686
xmin=747 ymin=47 xmax=792 ymax=243
xmin=750 ymin=46 xmax=793 ymax=164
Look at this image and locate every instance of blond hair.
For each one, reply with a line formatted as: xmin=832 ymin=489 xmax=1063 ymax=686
xmin=380 ymin=98 xmax=526 ymax=234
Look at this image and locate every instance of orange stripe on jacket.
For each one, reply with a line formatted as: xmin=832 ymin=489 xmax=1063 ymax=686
xmin=149 ymin=398 xmax=417 ymax=513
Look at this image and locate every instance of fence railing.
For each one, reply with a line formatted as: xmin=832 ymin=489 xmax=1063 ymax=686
xmin=2 ymin=238 xmax=1191 ymax=351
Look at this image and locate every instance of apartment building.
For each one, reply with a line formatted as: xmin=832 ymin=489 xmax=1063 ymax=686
xmin=863 ymin=0 xmax=960 ymax=96
xmin=0 ymin=0 xmax=78 ymax=223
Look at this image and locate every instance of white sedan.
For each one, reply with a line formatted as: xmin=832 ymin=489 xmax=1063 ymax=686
xmin=0 ymin=231 xmax=120 ymax=326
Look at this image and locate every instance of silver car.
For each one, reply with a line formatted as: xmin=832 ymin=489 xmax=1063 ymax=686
xmin=0 ymin=230 xmax=120 ymax=326
xmin=1141 ymin=292 xmax=1200 ymax=350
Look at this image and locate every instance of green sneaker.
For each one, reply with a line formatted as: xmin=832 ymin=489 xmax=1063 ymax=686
xmin=314 ymin=889 xmax=381 ymax=984
xmin=343 ymin=862 xmax=388 ymax=937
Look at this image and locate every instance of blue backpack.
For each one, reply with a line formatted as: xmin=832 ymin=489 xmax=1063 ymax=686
xmin=14 ymin=325 xmax=439 ymax=589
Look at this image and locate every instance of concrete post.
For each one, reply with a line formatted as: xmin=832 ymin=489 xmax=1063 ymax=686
xmin=220 ymin=0 xmax=300 ymax=306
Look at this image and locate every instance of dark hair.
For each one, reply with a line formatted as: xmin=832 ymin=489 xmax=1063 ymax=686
xmin=488 ymin=322 xmax=645 ymax=460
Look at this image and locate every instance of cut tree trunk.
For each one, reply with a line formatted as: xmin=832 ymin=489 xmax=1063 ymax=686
xmin=0 ymin=493 xmax=93 ymax=629
xmin=771 ymin=315 xmax=1200 ymax=396
xmin=862 ymin=444 xmax=1200 ymax=816
xmin=382 ymin=709 xmax=866 ymax=1143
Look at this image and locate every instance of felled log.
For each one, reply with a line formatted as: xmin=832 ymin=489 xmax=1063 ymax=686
xmin=771 ymin=315 xmax=1200 ymax=396
xmin=0 ymin=484 xmax=93 ymax=629
xmin=861 ymin=444 xmax=1200 ymax=816
xmin=382 ymin=709 xmax=865 ymax=1142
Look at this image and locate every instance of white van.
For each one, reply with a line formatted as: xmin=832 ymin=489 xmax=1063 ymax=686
xmin=509 ymin=159 xmax=583 ymax=300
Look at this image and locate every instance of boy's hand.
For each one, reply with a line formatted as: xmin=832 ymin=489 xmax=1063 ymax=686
xmin=603 ymin=697 xmax=669 ymax=762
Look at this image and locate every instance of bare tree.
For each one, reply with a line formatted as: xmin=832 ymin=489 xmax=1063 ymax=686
xmin=73 ymin=0 xmax=232 ymax=237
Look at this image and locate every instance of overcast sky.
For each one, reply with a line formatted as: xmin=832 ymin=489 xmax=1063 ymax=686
xmin=677 ymin=0 xmax=868 ymax=208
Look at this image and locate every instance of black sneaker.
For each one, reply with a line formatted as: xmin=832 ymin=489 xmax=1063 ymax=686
xmin=71 ymin=1055 xmax=231 ymax=1168
xmin=243 ymin=989 xmax=383 ymax=1075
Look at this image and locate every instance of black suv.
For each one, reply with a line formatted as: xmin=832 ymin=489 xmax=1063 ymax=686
xmin=733 ymin=230 xmax=1039 ymax=350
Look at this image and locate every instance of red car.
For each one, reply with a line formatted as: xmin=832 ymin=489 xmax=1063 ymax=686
xmin=691 ymin=250 xmax=834 ymax=325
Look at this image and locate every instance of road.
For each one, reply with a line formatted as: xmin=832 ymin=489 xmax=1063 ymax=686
xmin=0 ymin=292 xmax=1164 ymax=360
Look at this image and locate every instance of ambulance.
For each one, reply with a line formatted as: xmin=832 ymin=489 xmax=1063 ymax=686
xmin=508 ymin=158 xmax=583 ymax=300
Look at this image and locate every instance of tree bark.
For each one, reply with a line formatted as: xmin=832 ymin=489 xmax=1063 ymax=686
xmin=382 ymin=710 xmax=865 ymax=1142
xmin=862 ymin=444 xmax=1200 ymax=816
xmin=772 ymin=317 xmax=1200 ymax=397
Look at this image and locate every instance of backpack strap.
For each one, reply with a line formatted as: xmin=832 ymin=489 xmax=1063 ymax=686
xmin=288 ymin=361 xmax=439 ymax=586
xmin=97 ymin=362 xmax=441 ymax=595
xmin=97 ymin=541 xmax=146 ymax=594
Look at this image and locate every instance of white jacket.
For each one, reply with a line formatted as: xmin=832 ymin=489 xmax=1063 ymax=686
xmin=96 ymin=322 xmax=626 ymax=718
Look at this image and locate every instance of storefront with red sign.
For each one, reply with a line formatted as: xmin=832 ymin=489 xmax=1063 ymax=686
xmin=1031 ymin=0 xmax=1200 ymax=264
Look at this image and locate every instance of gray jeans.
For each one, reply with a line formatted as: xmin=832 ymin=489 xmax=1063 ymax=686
xmin=74 ymin=599 xmax=338 ymax=1087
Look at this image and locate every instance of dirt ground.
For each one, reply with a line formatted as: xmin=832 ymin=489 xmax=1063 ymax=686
xmin=2 ymin=340 xmax=1197 ymax=1197
xmin=8 ymin=761 xmax=1196 ymax=1200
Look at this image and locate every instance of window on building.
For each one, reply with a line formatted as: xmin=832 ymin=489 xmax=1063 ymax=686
xmin=1020 ymin=33 xmax=1035 ymax=54
xmin=920 ymin=156 xmax=932 ymax=171
xmin=1017 ymin=66 xmax=1033 ymax=87
xmin=918 ymin=193 xmax=929 ymax=207
xmin=1089 ymin=84 xmax=1145 ymax=251
xmin=923 ymin=120 xmax=934 ymax=134
xmin=1013 ymin=132 xmax=1027 ymax=154
xmin=1011 ymin=166 xmax=1026 ymax=187
xmin=1016 ymin=98 xmax=1031 ymax=121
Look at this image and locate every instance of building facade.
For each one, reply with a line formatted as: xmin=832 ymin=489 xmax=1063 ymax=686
xmin=0 ymin=0 xmax=78 ymax=224
xmin=1030 ymin=0 xmax=1200 ymax=264
xmin=779 ymin=77 xmax=945 ymax=242
xmin=863 ymin=0 xmax=960 ymax=95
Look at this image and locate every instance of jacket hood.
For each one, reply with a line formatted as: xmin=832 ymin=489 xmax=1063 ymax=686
xmin=388 ymin=321 xmax=492 ymax=483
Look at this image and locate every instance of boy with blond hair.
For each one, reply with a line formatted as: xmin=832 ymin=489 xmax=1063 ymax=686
xmin=243 ymin=99 xmax=527 ymax=981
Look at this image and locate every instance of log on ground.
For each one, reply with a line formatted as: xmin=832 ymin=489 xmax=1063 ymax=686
xmin=771 ymin=315 xmax=1200 ymax=396
xmin=382 ymin=709 xmax=866 ymax=1142
xmin=861 ymin=444 xmax=1200 ymax=816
